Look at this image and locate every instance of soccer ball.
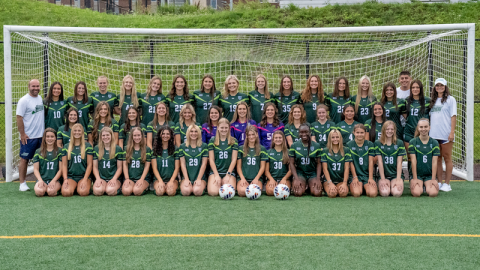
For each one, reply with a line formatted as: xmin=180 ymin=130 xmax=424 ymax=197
xmin=219 ymin=184 xmax=235 ymax=200
xmin=245 ymin=184 xmax=262 ymax=200
xmin=274 ymin=184 xmax=290 ymax=200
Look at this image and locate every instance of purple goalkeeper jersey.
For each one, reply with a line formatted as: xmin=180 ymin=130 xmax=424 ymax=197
xmin=257 ymin=122 xmax=285 ymax=150
xmin=230 ymin=119 xmax=257 ymax=146
xmin=202 ymin=123 xmax=217 ymax=143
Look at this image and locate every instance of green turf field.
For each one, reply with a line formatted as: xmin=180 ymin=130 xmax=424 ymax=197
xmin=1 ymin=181 xmax=479 ymax=269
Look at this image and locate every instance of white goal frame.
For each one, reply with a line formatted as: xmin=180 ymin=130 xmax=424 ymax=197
xmin=4 ymin=24 xmax=475 ymax=182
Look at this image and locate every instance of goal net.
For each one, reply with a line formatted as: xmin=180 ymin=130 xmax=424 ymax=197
xmin=4 ymin=25 xmax=475 ymax=182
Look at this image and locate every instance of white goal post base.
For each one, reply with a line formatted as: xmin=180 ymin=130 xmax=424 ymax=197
xmin=4 ymin=24 xmax=475 ymax=182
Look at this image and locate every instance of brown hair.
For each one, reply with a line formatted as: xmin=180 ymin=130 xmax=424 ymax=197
xmin=200 ymin=74 xmax=217 ymax=100
xmin=379 ymin=120 xmax=397 ymax=145
xmin=126 ymin=127 xmax=147 ymax=164
xmin=287 ymin=104 xmax=307 ymax=125
xmin=72 ymin=81 xmax=89 ymax=104
xmin=169 ymin=74 xmax=190 ymax=100
xmin=333 ymin=76 xmax=350 ymax=99
xmin=380 ymin=82 xmax=398 ymax=111
xmin=243 ymin=125 xmax=261 ymax=156
xmin=146 ymin=76 xmax=162 ymax=99
xmin=301 ymin=75 xmax=324 ymax=104
xmin=260 ymin=102 xmax=280 ymax=128
xmin=40 ymin=128 xmax=59 ymax=158
xmin=92 ymin=101 xmax=113 ymax=144
xmin=270 ymin=130 xmax=289 ymax=165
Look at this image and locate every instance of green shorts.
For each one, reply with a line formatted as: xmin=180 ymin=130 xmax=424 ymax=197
xmin=404 ymin=133 xmax=414 ymax=143
xmin=236 ymin=177 xmax=263 ymax=183
xmin=417 ymin=176 xmax=433 ymax=182
xmin=209 ymin=172 xmax=236 ymax=178
xmin=297 ymin=172 xmax=317 ymax=181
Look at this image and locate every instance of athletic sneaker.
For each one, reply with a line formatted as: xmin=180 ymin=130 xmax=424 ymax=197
xmin=19 ymin=182 xmax=30 ymax=191
xmin=440 ymin=184 xmax=452 ymax=192
xmin=438 ymin=182 xmax=443 ymax=189
xmin=149 ymin=182 xmax=154 ymax=191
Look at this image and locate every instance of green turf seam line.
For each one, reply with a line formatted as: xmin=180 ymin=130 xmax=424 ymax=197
xmin=1 ymin=233 xmax=480 ymax=239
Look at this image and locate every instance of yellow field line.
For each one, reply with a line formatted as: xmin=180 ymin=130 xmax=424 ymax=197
xmin=1 ymin=233 xmax=480 ymax=239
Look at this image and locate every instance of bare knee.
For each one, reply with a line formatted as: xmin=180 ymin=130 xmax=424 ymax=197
xmin=62 ymin=189 xmax=73 ymax=197
xmin=93 ymin=186 xmax=104 ymax=196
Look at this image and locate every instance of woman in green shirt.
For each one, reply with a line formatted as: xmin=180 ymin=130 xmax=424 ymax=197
xmin=193 ymin=74 xmax=221 ymax=124
xmin=176 ymin=103 xmax=200 ymax=146
xmin=57 ymin=107 xmax=81 ymax=148
xmin=33 ymin=128 xmax=63 ymax=197
xmin=44 ymin=82 xmax=67 ymax=131
xmin=300 ymin=75 xmax=326 ymax=124
xmin=119 ymin=107 xmax=146 ymax=149
xmin=115 ymin=75 xmax=142 ymax=125
xmin=66 ymin=81 xmax=93 ymax=130
xmin=351 ymin=75 xmax=377 ymax=124
xmin=122 ymin=127 xmax=152 ymax=196
xmin=152 ymin=126 xmax=180 ymax=196
xmin=285 ymin=104 xmax=308 ymax=147
xmin=167 ymin=75 xmax=193 ymax=123
xmin=141 ymin=76 xmax=166 ymax=126
xmin=88 ymin=101 xmax=119 ymax=146
xmin=265 ymin=131 xmax=291 ymax=196
xmin=146 ymin=102 xmax=176 ymax=149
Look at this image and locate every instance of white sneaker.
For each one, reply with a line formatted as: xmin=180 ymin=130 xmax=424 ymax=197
xmin=440 ymin=184 xmax=452 ymax=192
xmin=438 ymin=182 xmax=443 ymax=189
xmin=19 ymin=182 xmax=30 ymax=191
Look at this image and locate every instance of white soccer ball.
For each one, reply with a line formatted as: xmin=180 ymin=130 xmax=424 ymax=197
xmin=274 ymin=184 xmax=290 ymax=200
xmin=219 ymin=184 xmax=235 ymax=200
xmin=245 ymin=184 xmax=262 ymax=200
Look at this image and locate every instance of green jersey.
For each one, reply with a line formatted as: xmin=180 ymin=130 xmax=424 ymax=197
xmin=336 ymin=120 xmax=360 ymax=146
xmin=61 ymin=142 xmax=94 ymax=182
xmin=178 ymin=143 xmax=209 ymax=183
xmin=91 ymin=91 xmax=118 ymax=115
xmin=321 ymin=147 xmax=352 ymax=183
xmin=44 ymin=100 xmax=68 ymax=131
xmin=325 ymin=93 xmax=352 ymax=124
xmin=208 ymin=137 xmax=238 ymax=174
xmin=166 ymin=94 xmax=194 ymax=123
xmin=87 ymin=119 xmax=120 ymax=146
xmin=267 ymin=148 xmax=289 ymax=180
xmin=346 ymin=140 xmax=376 ymax=183
xmin=310 ymin=120 xmax=336 ymax=149
xmin=350 ymin=95 xmax=377 ymax=124
xmin=238 ymin=145 xmax=268 ymax=181
xmin=32 ymin=148 xmax=62 ymax=182
xmin=93 ymin=145 xmax=125 ymax=181
xmin=119 ymin=123 xmax=147 ymax=148
xmin=192 ymin=90 xmax=221 ymax=124
xmin=364 ymin=119 xmax=384 ymax=141
xmin=284 ymin=123 xmax=309 ymax=144
xmin=219 ymin=92 xmax=249 ymax=122
xmin=288 ymin=141 xmax=321 ymax=178
xmin=299 ymin=94 xmax=326 ymax=123
xmin=275 ymin=91 xmax=301 ymax=124
xmin=153 ymin=147 xmax=180 ymax=181
xmin=66 ymin=97 xmax=94 ymax=129
xmin=127 ymin=147 xmax=152 ymax=182
xmin=117 ymin=92 xmax=142 ymax=126
xmin=383 ymin=99 xmax=406 ymax=140
xmin=248 ymin=90 xmax=275 ymax=124
xmin=146 ymin=120 xmax=177 ymax=145
xmin=57 ymin=125 xmax=88 ymax=146
xmin=140 ymin=93 xmax=166 ymax=126
xmin=404 ymin=97 xmax=431 ymax=140
xmin=176 ymin=122 xmax=200 ymax=144
xmin=408 ymin=137 xmax=440 ymax=179
xmin=375 ymin=139 xmax=406 ymax=180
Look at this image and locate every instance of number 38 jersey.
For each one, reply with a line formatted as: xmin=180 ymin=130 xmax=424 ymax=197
xmin=127 ymin=147 xmax=152 ymax=182
xmin=267 ymin=148 xmax=289 ymax=180
xmin=61 ymin=143 xmax=94 ymax=182
xmin=288 ymin=141 xmax=321 ymax=176
xmin=178 ymin=143 xmax=208 ymax=182
xmin=93 ymin=145 xmax=125 ymax=181
xmin=408 ymin=137 xmax=440 ymax=179
xmin=153 ymin=147 xmax=180 ymax=181
xmin=321 ymin=147 xmax=353 ymax=183
xmin=375 ymin=139 xmax=406 ymax=180
xmin=33 ymin=149 xmax=62 ymax=182
xmin=238 ymin=146 xmax=268 ymax=181
xmin=346 ymin=140 xmax=376 ymax=183
xmin=208 ymin=138 xmax=238 ymax=174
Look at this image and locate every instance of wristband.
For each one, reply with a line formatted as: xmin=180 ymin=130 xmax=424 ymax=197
xmin=327 ymin=180 xmax=332 ymax=183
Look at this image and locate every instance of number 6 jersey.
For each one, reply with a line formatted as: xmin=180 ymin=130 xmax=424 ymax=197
xmin=408 ymin=137 xmax=440 ymax=179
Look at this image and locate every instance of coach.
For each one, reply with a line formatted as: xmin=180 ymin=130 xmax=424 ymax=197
xmin=16 ymin=79 xmax=45 ymax=191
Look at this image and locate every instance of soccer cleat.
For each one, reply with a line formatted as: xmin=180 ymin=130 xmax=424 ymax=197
xmin=19 ymin=182 xmax=30 ymax=191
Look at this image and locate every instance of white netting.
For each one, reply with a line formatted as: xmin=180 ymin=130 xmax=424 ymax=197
xmin=7 ymin=28 xmax=470 ymax=179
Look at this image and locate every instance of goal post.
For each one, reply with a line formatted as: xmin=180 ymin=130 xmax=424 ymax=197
xmin=3 ymin=24 xmax=475 ymax=182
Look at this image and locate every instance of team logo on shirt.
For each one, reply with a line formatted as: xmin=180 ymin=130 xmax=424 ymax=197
xmin=381 ymin=146 xmax=385 ymax=149
xmin=158 ymin=97 xmax=162 ymax=101
xmin=95 ymin=94 xmax=99 ymax=97
xmin=365 ymin=146 xmax=368 ymax=150
xmin=394 ymin=145 xmax=398 ymax=150
xmin=238 ymin=96 xmax=241 ymax=100
xmin=310 ymin=146 xmax=314 ymax=151
xmin=235 ymin=124 xmax=239 ymax=127
xmin=108 ymin=94 xmax=112 ymax=98
xmin=341 ymin=126 xmax=345 ymax=128
xmin=430 ymin=144 xmax=432 ymax=148
xmin=186 ymin=149 xmax=189 ymax=152
xmin=333 ymin=97 xmax=337 ymax=100
xmin=255 ymin=94 xmax=258 ymax=97
xmin=60 ymin=101 xmax=64 ymax=105
xmin=327 ymin=124 xmax=330 ymax=128
xmin=416 ymin=145 xmax=420 ymax=148
xmin=199 ymin=148 xmax=202 ymax=152
xmin=270 ymin=153 xmax=274 ymax=156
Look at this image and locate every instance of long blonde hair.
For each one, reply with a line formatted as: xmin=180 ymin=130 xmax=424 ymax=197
xmin=230 ymin=101 xmax=251 ymax=124
xmin=354 ymin=75 xmax=374 ymax=114
xmin=414 ymin=118 xmax=430 ymax=138
xmin=379 ymin=120 xmax=397 ymax=145
xmin=179 ymin=103 xmax=197 ymax=129
xmin=185 ymin=125 xmax=203 ymax=148
xmin=255 ymin=74 xmax=270 ymax=100
xmin=214 ymin=118 xmax=236 ymax=146
xmin=97 ymin=127 xmax=117 ymax=160
xmin=243 ymin=125 xmax=261 ymax=156
xmin=288 ymin=104 xmax=307 ymax=125
xmin=92 ymin=101 xmax=112 ymax=144
xmin=67 ymin=123 xmax=86 ymax=160
xmin=222 ymin=75 xmax=240 ymax=98
xmin=125 ymin=127 xmax=147 ymax=164
xmin=146 ymin=76 xmax=162 ymax=99
xmin=119 ymin=75 xmax=139 ymax=109
xmin=326 ymin=129 xmax=344 ymax=157
xmin=301 ymin=75 xmax=324 ymax=103
xmin=270 ymin=130 xmax=289 ymax=165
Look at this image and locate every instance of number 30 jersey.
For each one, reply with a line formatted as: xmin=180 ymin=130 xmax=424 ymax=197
xmin=288 ymin=141 xmax=321 ymax=176
xmin=93 ymin=145 xmax=125 ymax=180
xmin=267 ymin=148 xmax=289 ymax=180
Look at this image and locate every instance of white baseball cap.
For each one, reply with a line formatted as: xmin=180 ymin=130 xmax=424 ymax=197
xmin=434 ymin=78 xmax=447 ymax=86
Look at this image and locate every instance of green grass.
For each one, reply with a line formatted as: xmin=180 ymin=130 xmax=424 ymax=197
xmin=1 ymin=181 xmax=480 ymax=269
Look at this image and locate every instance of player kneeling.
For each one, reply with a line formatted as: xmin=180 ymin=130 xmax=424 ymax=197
xmin=92 ymin=127 xmax=124 ymax=196
xmin=61 ymin=124 xmax=94 ymax=197
xmin=375 ymin=121 xmax=406 ymax=197
xmin=152 ymin=126 xmax=180 ymax=196
xmin=321 ymin=129 xmax=352 ymax=198
xmin=34 ymin=128 xmax=63 ymax=197
xmin=408 ymin=119 xmax=440 ymax=197
xmin=265 ymin=131 xmax=292 ymax=196
xmin=347 ymin=124 xmax=377 ymax=197
xmin=122 ymin=127 xmax=152 ymax=196
xmin=179 ymin=125 xmax=208 ymax=196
